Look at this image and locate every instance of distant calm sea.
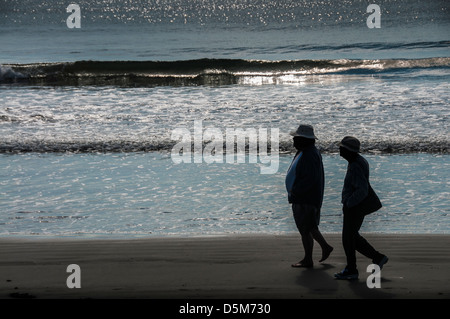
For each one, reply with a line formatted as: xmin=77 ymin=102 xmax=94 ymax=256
xmin=0 ymin=0 xmax=449 ymax=237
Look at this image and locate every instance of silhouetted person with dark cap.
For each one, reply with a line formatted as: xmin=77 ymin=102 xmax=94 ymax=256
xmin=286 ymin=124 xmax=333 ymax=268
xmin=334 ymin=136 xmax=388 ymax=280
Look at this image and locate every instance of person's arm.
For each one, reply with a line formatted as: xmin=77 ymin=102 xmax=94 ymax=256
xmin=291 ymin=152 xmax=318 ymax=197
xmin=345 ymin=162 xmax=369 ymax=208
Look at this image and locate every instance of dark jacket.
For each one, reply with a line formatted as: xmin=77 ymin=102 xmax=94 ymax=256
xmin=287 ymin=145 xmax=325 ymax=208
xmin=342 ymin=154 xmax=369 ymax=208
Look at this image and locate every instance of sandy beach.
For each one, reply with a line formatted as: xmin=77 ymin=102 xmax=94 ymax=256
xmin=0 ymin=233 xmax=449 ymax=300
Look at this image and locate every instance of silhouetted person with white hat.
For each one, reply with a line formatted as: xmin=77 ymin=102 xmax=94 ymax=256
xmin=286 ymin=124 xmax=333 ymax=268
xmin=334 ymin=136 xmax=388 ymax=280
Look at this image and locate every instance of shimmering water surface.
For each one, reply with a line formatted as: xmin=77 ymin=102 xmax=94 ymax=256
xmin=1 ymin=0 xmax=449 ymax=237
xmin=0 ymin=153 xmax=448 ymax=236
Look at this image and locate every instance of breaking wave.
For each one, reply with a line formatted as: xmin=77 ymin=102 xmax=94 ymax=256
xmin=2 ymin=56 xmax=449 ymax=86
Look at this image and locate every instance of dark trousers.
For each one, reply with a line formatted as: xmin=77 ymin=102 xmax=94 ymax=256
xmin=342 ymin=207 xmax=381 ymax=272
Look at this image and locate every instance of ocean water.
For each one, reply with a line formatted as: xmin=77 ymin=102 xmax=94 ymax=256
xmin=1 ymin=0 xmax=449 ymax=62
xmin=0 ymin=0 xmax=449 ymax=237
xmin=1 ymin=153 xmax=448 ymax=237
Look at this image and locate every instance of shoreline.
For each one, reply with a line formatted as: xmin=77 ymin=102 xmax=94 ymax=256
xmin=1 ymin=233 xmax=449 ymax=299
xmin=0 ymin=231 xmax=449 ymax=241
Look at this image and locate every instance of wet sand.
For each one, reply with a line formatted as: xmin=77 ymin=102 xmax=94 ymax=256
xmin=0 ymin=234 xmax=449 ymax=299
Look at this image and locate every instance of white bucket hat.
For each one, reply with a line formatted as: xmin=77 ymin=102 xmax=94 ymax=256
xmin=290 ymin=124 xmax=317 ymax=140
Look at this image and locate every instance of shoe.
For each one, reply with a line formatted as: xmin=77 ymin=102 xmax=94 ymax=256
xmin=373 ymin=255 xmax=389 ymax=269
xmin=334 ymin=268 xmax=359 ymax=280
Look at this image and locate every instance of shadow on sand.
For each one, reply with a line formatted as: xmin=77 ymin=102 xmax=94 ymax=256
xmin=295 ymin=264 xmax=394 ymax=298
